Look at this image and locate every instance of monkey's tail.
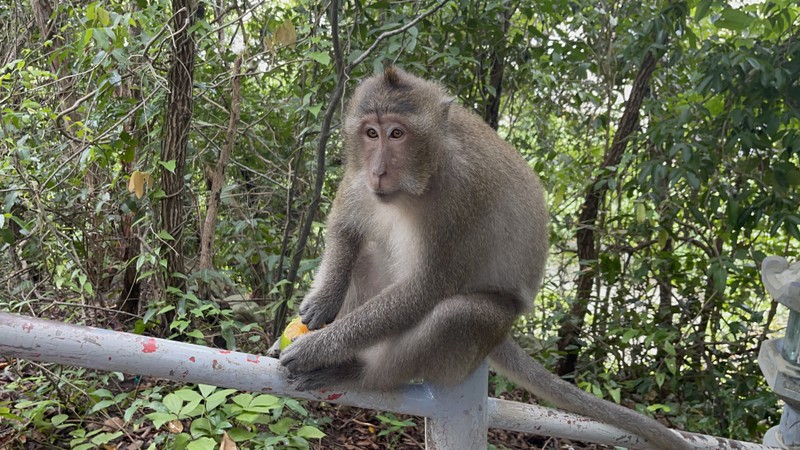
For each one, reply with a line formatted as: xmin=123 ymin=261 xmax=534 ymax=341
xmin=488 ymin=338 xmax=693 ymax=450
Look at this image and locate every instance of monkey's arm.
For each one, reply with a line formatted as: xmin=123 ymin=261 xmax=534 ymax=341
xmin=489 ymin=338 xmax=694 ymax=450
xmin=297 ymin=206 xmax=364 ymax=329
xmin=281 ymin=276 xmax=444 ymax=373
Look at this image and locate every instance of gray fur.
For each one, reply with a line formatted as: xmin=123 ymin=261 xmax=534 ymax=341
xmin=279 ymin=67 xmax=691 ymax=450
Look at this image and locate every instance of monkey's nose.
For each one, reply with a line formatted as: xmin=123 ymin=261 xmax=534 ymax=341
xmin=371 ymin=161 xmax=387 ymax=177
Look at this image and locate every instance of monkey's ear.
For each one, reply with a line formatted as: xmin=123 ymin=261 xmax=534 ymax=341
xmin=440 ymin=96 xmax=454 ymax=117
xmin=383 ymin=66 xmax=401 ymax=85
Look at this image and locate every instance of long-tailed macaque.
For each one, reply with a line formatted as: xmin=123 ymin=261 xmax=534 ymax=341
xmin=278 ymin=67 xmax=692 ymax=450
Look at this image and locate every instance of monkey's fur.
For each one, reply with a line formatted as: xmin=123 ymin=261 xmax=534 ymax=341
xmin=278 ymin=67 xmax=692 ymax=450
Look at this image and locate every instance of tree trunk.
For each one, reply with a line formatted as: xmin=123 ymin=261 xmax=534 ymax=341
xmin=555 ymin=48 xmax=660 ymax=377
xmin=159 ymin=0 xmax=197 ymax=302
xmin=481 ymin=7 xmax=514 ymax=130
xmin=198 ymin=55 xmax=244 ymax=299
xmin=119 ymin=6 xmax=144 ymax=315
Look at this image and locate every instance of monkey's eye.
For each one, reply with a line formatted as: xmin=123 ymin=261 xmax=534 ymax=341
xmin=366 ymin=128 xmax=379 ymax=139
xmin=390 ymin=128 xmax=404 ymax=139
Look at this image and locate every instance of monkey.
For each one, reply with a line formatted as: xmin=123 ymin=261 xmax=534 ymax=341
xmin=277 ymin=67 xmax=692 ymax=450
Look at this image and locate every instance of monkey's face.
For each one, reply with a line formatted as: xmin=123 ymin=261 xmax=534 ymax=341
xmin=358 ymin=114 xmax=412 ymax=197
xmin=343 ymin=66 xmax=450 ymax=198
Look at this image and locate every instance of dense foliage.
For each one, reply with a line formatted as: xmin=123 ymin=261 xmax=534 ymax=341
xmin=1 ymin=0 xmax=798 ymax=447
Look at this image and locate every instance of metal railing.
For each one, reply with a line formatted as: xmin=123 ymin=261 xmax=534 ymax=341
xmin=0 ymin=312 xmax=776 ymax=449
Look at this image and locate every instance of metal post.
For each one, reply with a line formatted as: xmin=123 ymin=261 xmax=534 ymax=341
xmin=424 ymin=362 xmax=488 ymax=450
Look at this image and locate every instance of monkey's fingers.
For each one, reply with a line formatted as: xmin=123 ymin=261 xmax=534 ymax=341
xmin=299 ymin=306 xmax=333 ymax=330
xmin=287 ymin=362 xmax=364 ymax=390
xmin=279 ymin=334 xmax=325 ymax=372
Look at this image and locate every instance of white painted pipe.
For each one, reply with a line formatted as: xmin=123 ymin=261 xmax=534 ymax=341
xmin=0 ymin=312 xmax=776 ymax=450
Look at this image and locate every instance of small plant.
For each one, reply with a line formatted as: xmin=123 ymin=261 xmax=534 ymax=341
xmin=144 ymin=384 xmax=324 ymax=449
xmin=375 ymin=413 xmax=415 ymax=446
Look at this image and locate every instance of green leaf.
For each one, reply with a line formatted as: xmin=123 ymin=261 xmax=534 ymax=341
xmin=710 ymin=262 xmax=727 ymax=293
xmin=97 ymin=7 xmax=111 ymax=27
xmin=268 ymin=417 xmax=295 ymax=435
xmin=189 ymin=417 xmax=214 ymax=436
xmin=91 ymin=431 xmax=123 ymax=445
xmin=146 ymin=412 xmax=177 ymax=429
xmin=227 ymin=428 xmax=257 ymax=441
xmin=174 ymin=389 xmax=203 ymax=403
xmin=157 ymin=230 xmax=175 ymax=241
xmin=655 ymin=372 xmax=666 ymax=388
xmin=250 ymin=394 xmax=279 ymax=408
xmin=621 ymin=329 xmax=639 ymax=344
xmin=308 ymin=52 xmax=331 ymax=66
xmin=608 ymin=387 xmax=621 ymax=404
xmin=635 ymin=203 xmax=646 ymax=224
xmin=89 ymin=399 xmax=116 ymax=413
xmin=186 ymin=437 xmax=217 ymax=450
xmin=296 ymin=425 xmax=325 ymax=439
xmin=198 ymin=384 xmax=216 ymax=398
xmin=665 ymin=357 xmax=677 ymax=374
xmin=232 ymin=393 xmax=253 ymax=407
xmin=51 ymin=414 xmax=69 ymax=426
xmin=162 ymin=393 xmax=183 ymax=414
xmin=205 ymin=389 xmax=236 ymax=411
xmin=179 ymin=399 xmax=203 ymax=417
xmin=715 ymin=8 xmax=754 ymax=31
xmin=159 ymin=159 xmax=177 ymax=173
xmin=173 ymin=433 xmax=192 ymax=450
xmin=694 ymin=0 xmax=712 ymax=21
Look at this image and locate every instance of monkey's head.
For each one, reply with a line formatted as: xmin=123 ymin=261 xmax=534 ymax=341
xmin=343 ymin=66 xmax=453 ymax=198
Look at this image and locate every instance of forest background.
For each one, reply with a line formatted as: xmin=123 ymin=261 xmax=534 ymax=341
xmin=1 ymin=0 xmax=799 ymax=448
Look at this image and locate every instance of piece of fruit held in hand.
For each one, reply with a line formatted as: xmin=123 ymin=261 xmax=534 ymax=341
xmin=279 ymin=317 xmax=310 ymax=350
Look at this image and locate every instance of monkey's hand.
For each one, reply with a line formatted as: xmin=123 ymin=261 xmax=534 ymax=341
xmin=298 ymin=294 xmax=340 ymax=329
xmin=279 ymin=327 xmax=346 ymax=374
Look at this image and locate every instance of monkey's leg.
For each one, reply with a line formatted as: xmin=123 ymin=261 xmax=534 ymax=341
xmin=286 ymin=293 xmax=517 ymax=390
xmin=356 ymin=293 xmax=518 ymax=390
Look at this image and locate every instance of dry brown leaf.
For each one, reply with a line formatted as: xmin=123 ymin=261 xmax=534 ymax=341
xmin=128 ymin=171 xmax=145 ymax=199
xmin=274 ymin=19 xmax=296 ymax=49
xmin=166 ymin=419 xmax=183 ymax=434
xmin=219 ymin=431 xmax=237 ymax=450
xmin=102 ymin=417 xmax=125 ymax=431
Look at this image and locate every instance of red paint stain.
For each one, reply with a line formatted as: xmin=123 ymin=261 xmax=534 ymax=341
xmin=212 ymin=359 xmax=222 ymax=370
xmin=325 ymin=393 xmax=343 ymax=401
xmin=141 ymin=338 xmax=157 ymax=353
xmin=22 ymin=322 xmax=33 ymax=333
xmin=246 ymin=354 xmax=260 ymax=363
xmin=219 ymin=350 xmax=231 ymax=354
xmin=189 ymin=356 xmax=196 ymax=363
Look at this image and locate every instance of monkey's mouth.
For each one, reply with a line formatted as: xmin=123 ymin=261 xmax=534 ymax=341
xmin=373 ymin=189 xmax=399 ymax=201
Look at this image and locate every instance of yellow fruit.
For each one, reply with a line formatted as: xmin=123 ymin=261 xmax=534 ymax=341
xmin=279 ymin=317 xmax=309 ymax=350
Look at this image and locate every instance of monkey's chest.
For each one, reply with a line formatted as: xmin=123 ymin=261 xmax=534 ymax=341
xmin=368 ymin=205 xmax=422 ymax=281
